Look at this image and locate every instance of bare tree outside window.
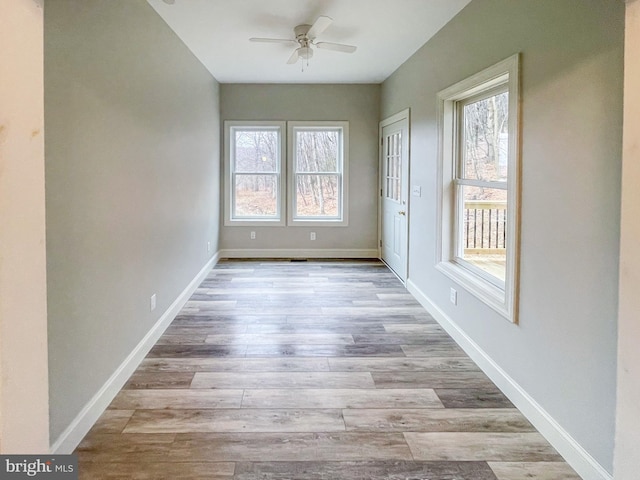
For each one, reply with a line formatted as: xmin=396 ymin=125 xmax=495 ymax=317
xmin=459 ymin=90 xmax=509 ymax=281
xmin=293 ymin=128 xmax=342 ymax=218
xmin=226 ymin=121 xmax=347 ymax=226
xmin=463 ymin=92 xmax=509 ymax=185
xmin=233 ymin=129 xmax=280 ymax=218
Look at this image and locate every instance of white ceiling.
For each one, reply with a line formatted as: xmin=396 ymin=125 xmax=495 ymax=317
xmin=146 ymin=0 xmax=471 ymax=84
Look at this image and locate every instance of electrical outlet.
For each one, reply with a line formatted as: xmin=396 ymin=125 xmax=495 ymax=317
xmin=450 ymin=288 xmax=457 ymax=305
xmin=207 ymin=241 xmax=211 ymax=253
xmin=250 ymin=231 xmax=256 ymax=240
xmin=150 ymin=293 xmax=157 ymax=311
xmin=310 ymin=232 xmax=316 ymax=241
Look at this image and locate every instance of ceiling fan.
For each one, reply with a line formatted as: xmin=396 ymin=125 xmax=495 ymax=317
xmin=249 ymin=16 xmax=357 ymax=65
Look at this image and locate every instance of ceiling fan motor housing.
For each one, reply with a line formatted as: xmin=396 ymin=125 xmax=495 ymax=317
xmin=294 ymin=24 xmax=313 ymax=41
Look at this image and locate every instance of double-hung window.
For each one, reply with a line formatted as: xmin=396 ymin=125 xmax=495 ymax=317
xmin=224 ymin=120 xmax=348 ymax=227
xmin=224 ymin=121 xmax=286 ymax=226
xmin=288 ymin=121 xmax=348 ymax=225
xmin=437 ymin=54 xmax=520 ymax=322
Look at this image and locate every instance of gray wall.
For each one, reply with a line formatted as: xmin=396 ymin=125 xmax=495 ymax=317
xmin=45 ymin=0 xmax=220 ymax=442
xmin=220 ymin=84 xmax=380 ymax=253
xmin=381 ymin=0 xmax=623 ymax=472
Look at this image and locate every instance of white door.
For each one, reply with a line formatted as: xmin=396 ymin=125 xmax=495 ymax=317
xmin=380 ymin=111 xmax=409 ymax=281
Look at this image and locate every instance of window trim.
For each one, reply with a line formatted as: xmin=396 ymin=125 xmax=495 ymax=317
xmin=223 ymin=121 xmax=286 ymax=227
xmin=287 ymin=121 xmax=349 ymax=226
xmin=436 ymin=54 xmax=521 ymax=323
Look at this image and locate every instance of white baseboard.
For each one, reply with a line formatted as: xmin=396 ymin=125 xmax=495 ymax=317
xmin=406 ymin=279 xmax=612 ymax=480
xmin=50 ymin=252 xmax=220 ymax=454
xmin=220 ymin=248 xmax=379 ymax=259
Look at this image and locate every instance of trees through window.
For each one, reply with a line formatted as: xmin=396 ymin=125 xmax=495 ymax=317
xmin=232 ymin=127 xmax=281 ymax=219
xmin=457 ymin=87 xmax=509 ymax=283
xmin=290 ymin=123 xmax=347 ymax=223
xmin=224 ymin=121 xmax=348 ymax=226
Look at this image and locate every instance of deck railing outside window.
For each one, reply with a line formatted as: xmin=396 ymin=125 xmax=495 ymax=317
xmin=463 ymin=200 xmax=507 ymax=253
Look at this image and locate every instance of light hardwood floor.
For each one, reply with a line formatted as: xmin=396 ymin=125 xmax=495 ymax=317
xmin=76 ymin=259 xmax=581 ymax=479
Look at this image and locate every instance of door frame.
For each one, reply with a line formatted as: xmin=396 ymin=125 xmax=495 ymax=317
xmin=378 ymin=108 xmax=411 ymax=282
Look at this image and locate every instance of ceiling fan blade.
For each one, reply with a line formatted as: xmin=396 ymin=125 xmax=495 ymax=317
xmin=250 ymin=37 xmax=297 ymax=45
xmin=307 ymin=15 xmax=333 ymax=39
xmin=315 ymin=42 xmax=357 ymax=53
xmin=287 ymin=48 xmax=300 ymax=64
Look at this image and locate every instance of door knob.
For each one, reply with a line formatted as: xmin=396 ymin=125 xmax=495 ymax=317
xmin=398 ymin=211 xmax=406 ymax=216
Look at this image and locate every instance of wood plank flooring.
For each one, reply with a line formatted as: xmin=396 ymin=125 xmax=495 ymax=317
xmin=76 ymin=259 xmax=581 ymax=479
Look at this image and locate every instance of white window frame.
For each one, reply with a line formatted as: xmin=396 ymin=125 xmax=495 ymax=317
xmin=436 ymin=54 xmax=521 ymax=322
xmin=287 ymin=121 xmax=349 ymax=226
xmin=224 ymin=121 xmax=286 ymax=226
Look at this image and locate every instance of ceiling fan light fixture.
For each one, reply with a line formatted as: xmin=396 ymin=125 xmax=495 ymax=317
xmin=298 ymin=47 xmax=314 ymax=60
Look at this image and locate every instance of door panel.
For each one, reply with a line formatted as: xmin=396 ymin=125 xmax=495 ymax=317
xmin=380 ymin=112 xmax=409 ymax=280
xmin=394 ymin=216 xmax=402 ymax=255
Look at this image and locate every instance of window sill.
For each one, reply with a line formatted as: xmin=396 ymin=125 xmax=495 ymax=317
xmin=436 ymin=260 xmax=513 ymax=322
xmin=224 ymin=219 xmax=285 ymax=227
xmin=288 ymin=218 xmax=348 ymax=227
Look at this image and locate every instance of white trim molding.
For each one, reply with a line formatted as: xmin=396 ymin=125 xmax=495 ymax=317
xmin=50 ymin=253 xmax=220 ymax=454
xmin=220 ymin=248 xmax=378 ymax=259
xmin=407 ymin=279 xmax=613 ymax=480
